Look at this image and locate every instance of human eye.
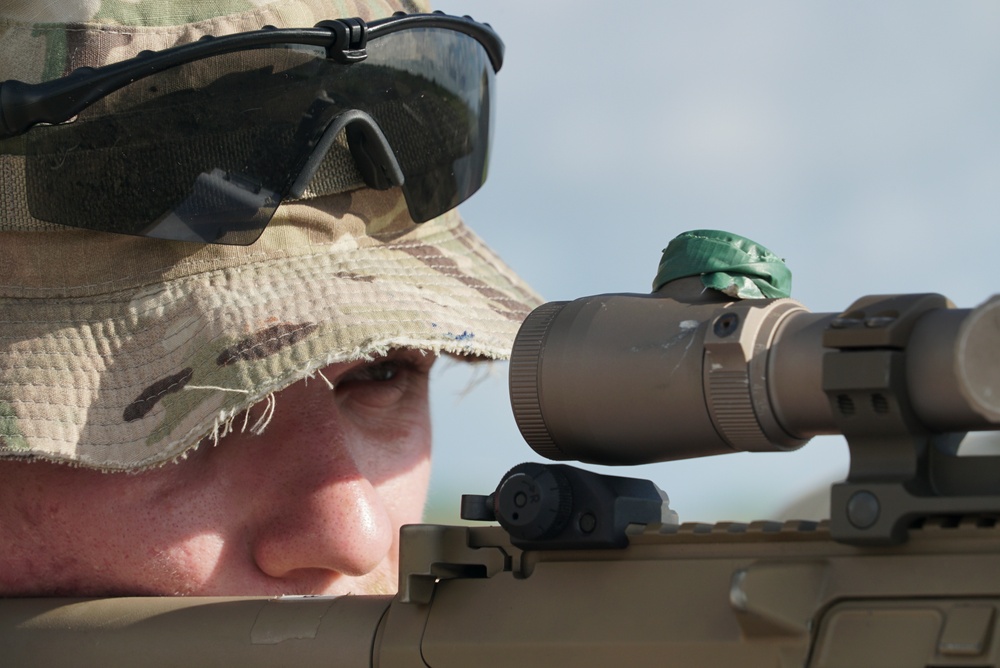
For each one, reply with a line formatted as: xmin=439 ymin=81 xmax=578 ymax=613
xmin=345 ymin=361 xmax=402 ymax=383
xmin=335 ymin=351 xmax=434 ymax=410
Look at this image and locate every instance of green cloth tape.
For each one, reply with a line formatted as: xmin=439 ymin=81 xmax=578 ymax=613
xmin=653 ymin=230 xmax=792 ymax=299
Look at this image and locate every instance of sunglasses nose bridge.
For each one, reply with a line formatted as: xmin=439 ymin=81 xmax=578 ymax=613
xmin=288 ymin=108 xmax=403 ymax=199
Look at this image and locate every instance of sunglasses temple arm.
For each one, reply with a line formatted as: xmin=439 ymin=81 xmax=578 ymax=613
xmin=0 ymin=64 xmax=157 ymax=140
xmin=0 ymin=28 xmax=350 ymax=141
xmin=0 ymin=80 xmax=45 ymax=139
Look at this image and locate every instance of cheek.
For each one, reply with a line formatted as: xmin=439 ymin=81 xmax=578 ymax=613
xmin=74 ymin=493 xmax=234 ymax=595
xmin=0 ymin=476 xmax=227 ymax=596
xmin=344 ymin=387 xmax=435 ymax=515
xmin=345 ymin=401 xmax=432 ymax=530
xmin=377 ymin=450 xmax=433 ymax=526
xmin=140 ymin=532 xmax=230 ymax=595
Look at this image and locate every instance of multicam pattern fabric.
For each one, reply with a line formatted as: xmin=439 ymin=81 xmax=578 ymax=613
xmin=0 ymin=0 xmax=542 ymax=470
xmin=1 ymin=0 xmax=423 ymax=84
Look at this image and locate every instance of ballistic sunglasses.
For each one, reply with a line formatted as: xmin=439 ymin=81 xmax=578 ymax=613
xmin=0 ymin=13 xmax=502 ymax=244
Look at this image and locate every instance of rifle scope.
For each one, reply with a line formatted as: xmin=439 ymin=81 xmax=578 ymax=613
xmin=510 ymin=252 xmax=1000 ymax=467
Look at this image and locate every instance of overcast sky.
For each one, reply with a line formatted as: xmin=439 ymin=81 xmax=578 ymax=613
xmin=424 ymin=1 xmax=1000 ymax=523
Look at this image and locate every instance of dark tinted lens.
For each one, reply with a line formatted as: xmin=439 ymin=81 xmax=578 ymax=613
xmin=12 ymin=27 xmax=495 ymax=242
xmin=18 ymin=46 xmax=338 ymax=244
xmin=358 ymin=28 xmax=494 ymax=222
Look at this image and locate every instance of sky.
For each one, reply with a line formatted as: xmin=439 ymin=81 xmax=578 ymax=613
xmin=423 ymin=1 xmax=1000 ymax=524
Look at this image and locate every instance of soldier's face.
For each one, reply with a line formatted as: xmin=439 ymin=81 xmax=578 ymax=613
xmin=0 ymin=350 xmax=435 ymax=596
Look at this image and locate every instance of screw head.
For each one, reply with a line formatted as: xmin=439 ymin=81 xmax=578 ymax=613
xmin=714 ymin=313 xmax=740 ymax=337
xmin=847 ymin=491 xmax=880 ymax=529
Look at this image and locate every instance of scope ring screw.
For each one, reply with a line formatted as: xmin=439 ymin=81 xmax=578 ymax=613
xmin=847 ymin=490 xmax=880 ymax=529
xmin=713 ymin=313 xmax=740 ymax=337
xmin=578 ymin=512 xmax=597 ymax=534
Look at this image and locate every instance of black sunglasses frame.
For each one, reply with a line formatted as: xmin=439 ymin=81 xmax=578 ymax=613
xmin=0 ymin=13 xmax=504 ymax=141
xmin=0 ymin=13 xmax=504 ymax=243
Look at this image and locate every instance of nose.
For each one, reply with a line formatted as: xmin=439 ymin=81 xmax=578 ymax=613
xmin=251 ymin=468 xmax=395 ymax=580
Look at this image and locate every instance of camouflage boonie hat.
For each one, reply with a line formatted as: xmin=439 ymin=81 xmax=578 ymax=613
xmin=0 ymin=0 xmax=542 ymax=470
